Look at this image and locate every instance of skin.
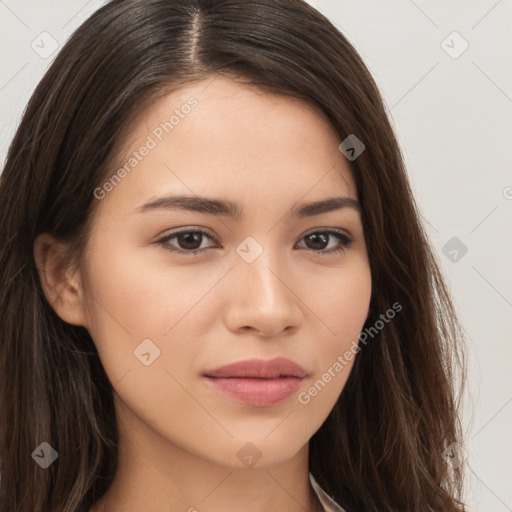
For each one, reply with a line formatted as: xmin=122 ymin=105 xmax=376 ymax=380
xmin=34 ymin=75 xmax=372 ymax=512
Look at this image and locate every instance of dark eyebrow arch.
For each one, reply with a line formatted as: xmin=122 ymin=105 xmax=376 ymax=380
xmin=131 ymin=195 xmax=361 ymax=219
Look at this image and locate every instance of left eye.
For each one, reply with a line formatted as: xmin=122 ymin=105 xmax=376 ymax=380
xmin=296 ymin=230 xmax=353 ymax=254
xmin=156 ymin=228 xmax=353 ymax=256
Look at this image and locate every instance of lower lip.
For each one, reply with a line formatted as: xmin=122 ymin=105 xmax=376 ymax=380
xmin=203 ymin=376 xmax=304 ymax=406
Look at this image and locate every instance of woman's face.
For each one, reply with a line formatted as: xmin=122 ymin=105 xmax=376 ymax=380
xmin=76 ymin=75 xmax=372 ymax=468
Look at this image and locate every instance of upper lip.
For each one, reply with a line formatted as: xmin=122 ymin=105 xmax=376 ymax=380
xmin=203 ymin=357 xmax=308 ymax=379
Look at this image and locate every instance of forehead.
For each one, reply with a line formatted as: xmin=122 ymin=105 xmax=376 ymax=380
xmin=97 ymin=75 xmax=357 ymax=218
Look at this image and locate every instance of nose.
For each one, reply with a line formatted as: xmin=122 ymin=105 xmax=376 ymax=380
xmin=223 ymin=248 xmax=303 ymax=338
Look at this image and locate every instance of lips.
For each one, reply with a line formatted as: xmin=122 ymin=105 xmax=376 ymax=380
xmin=203 ymin=357 xmax=308 ymax=407
xmin=203 ymin=357 xmax=308 ymax=379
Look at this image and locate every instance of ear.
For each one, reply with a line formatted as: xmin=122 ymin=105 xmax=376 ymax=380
xmin=33 ymin=233 xmax=88 ymax=327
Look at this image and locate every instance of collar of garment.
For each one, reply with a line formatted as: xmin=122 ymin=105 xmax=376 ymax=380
xmin=309 ymin=472 xmax=347 ymax=512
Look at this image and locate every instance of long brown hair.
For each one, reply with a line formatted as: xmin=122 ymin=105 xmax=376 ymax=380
xmin=0 ymin=1 xmax=467 ymax=510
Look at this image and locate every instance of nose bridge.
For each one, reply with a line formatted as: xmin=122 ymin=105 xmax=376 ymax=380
xmin=237 ymin=235 xmax=287 ymax=304
xmin=225 ymin=234 xmax=301 ymax=335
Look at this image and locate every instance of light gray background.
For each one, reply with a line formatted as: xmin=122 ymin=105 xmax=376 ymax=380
xmin=1 ymin=1 xmax=511 ymax=510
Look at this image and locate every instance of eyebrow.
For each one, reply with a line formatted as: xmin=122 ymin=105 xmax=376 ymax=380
xmin=131 ymin=194 xmax=361 ymax=219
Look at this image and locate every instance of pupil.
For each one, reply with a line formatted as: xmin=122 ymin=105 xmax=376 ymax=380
xmin=179 ymin=232 xmax=202 ymax=250
xmin=307 ymin=233 xmax=328 ymax=250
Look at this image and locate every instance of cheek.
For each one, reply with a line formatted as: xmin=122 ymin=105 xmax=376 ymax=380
xmin=81 ymin=236 xmax=225 ymax=383
xmin=297 ymin=312 xmax=368 ymax=420
xmin=82 ymin=235 xmax=202 ymax=333
xmin=301 ymin=258 xmax=371 ymax=393
xmin=304 ymin=258 xmax=372 ymax=343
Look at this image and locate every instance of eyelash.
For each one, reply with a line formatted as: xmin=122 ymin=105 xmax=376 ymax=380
xmin=155 ymin=228 xmax=354 ymax=257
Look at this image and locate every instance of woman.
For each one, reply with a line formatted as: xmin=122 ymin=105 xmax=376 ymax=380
xmin=0 ymin=1 xmax=467 ymax=511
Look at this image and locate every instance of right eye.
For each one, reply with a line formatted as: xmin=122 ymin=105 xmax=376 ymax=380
xmin=156 ymin=228 xmax=220 ymax=256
